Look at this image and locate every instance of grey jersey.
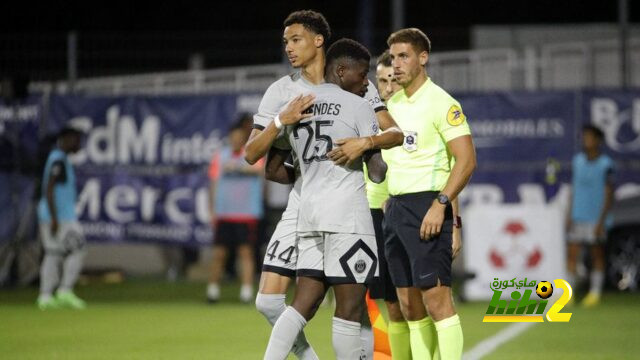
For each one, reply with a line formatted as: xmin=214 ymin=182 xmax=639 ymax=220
xmin=253 ymin=71 xmax=386 ymax=150
xmin=285 ymin=83 xmax=379 ymax=235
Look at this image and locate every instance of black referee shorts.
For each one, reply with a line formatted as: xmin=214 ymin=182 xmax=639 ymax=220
xmin=383 ymin=191 xmax=453 ymax=289
xmin=368 ymin=208 xmax=398 ymax=302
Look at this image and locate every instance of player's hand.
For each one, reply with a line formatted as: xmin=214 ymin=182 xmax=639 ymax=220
xmin=327 ymin=137 xmax=372 ymax=166
xmin=210 ymin=211 xmax=217 ymax=226
xmin=420 ymin=201 xmax=446 ymax=240
xmin=50 ymin=219 xmax=59 ymax=236
xmin=223 ymin=162 xmax=238 ymax=172
xmin=452 ymin=226 xmax=462 ymax=259
xmin=565 ymin=218 xmax=573 ymax=233
xmin=381 ymin=199 xmax=389 ymax=214
xmin=279 ymin=94 xmax=315 ymax=125
xmin=594 ymin=222 xmax=606 ymax=239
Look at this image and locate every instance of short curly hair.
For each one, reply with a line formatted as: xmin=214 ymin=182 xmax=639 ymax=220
xmin=326 ymin=38 xmax=371 ymax=67
xmin=283 ymin=10 xmax=331 ymax=45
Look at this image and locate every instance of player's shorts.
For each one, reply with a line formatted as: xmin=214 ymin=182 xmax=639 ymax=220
xmin=383 ymin=191 xmax=453 ymax=289
xmin=39 ymin=221 xmax=85 ymax=255
xmin=214 ymin=219 xmax=259 ymax=247
xmin=261 ymin=178 xmax=301 ymax=278
xmin=568 ymin=222 xmax=605 ymax=245
xmin=297 ymin=231 xmax=378 ymax=285
xmin=368 ymin=208 xmax=398 ymax=301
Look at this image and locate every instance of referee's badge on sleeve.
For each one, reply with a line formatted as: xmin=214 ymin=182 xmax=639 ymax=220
xmin=403 ymin=131 xmax=418 ymax=152
xmin=447 ymin=105 xmax=466 ymax=126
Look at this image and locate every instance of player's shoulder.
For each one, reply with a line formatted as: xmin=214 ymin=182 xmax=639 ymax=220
xmin=48 ymin=148 xmax=65 ymax=161
xmin=346 ymin=90 xmax=373 ymax=111
xmin=265 ymin=72 xmax=297 ymax=92
xmin=600 ymin=154 xmax=614 ymax=167
xmin=321 ymin=85 xmax=370 ymax=108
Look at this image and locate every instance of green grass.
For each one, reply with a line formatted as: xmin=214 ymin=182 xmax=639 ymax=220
xmin=487 ymin=293 xmax=640 ymax=360
xmin=0 ymin=280 xmax=637 ymax=359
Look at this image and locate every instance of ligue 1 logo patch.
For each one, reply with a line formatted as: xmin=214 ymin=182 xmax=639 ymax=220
xmin=447 ymin=105 xmax=466 ymax=126
xmin=403 ymin=131 xmax=418 ymax=152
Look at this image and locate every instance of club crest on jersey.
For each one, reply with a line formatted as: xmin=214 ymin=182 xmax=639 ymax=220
xmin=447 ymin=105 xmax=466 ymax=126
xmin=403 ymin=131 xmax=418 ymax=152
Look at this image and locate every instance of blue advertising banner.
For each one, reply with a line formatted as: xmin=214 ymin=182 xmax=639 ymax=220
xmin=34 ymin=90 xmax=640 ymax=246
xmin=0 ymin=96 xmax=43 ymax=244
xmin=48 ymin=95 xmax=238 ymax=246
xmin=457 ymin=91 xmax=577 ymax=204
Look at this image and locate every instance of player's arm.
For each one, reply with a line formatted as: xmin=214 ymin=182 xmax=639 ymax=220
xmin=565 ymin=188 xmax=573 ymax=232
xmin=595 ymin=168 xmax=615 ymax=237
xmin=421 ymin=135 xmax=476 ymax=239
xmin=45 ymin=160 xmax=65 ymax=235
xmin=363 ymin=150 xmax=387 ymax=184
xmin=327 ymin=109 xmax=403 ymax=166
xmin=264 ymin=147 xmax=296 ymax=184
xmin=207 ymin=154 xmax=220 ymax=225
xmin=245 ymin=94 xmax=315 ymax=164
xmin=236 ymin=157 xmax=265 ymax=175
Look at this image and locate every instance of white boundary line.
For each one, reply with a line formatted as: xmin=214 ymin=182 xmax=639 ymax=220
xmin=462 ymin=322 xmax=538 ymax=360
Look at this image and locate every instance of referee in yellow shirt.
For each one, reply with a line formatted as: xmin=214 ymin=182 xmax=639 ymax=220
xmin=383 ymin=28 xmax=476 ymax=360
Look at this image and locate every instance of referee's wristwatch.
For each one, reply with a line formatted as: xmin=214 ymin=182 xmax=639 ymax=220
xmin=436 ymin=193 xmax=450 ymax=206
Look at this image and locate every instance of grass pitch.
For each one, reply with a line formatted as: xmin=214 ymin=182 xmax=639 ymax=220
xmin=0 ymin=280 xmax=637 ymax=359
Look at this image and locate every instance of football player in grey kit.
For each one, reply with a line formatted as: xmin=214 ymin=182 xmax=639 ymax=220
xmin=246 ymin=10 xmax=402 ymax=360
xmin=263 ymin=39 xmax=391 ymax=360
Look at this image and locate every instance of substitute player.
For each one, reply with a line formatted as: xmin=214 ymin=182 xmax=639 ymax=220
xmin=383 ymin=28 xmax=476 ymax=360
xmin=264 ymin=38 xmax=389 ymax=360
xmin=37 ymin=126 xmax=87 ymax=310
xmin=566 ymin=124 xmax=614 ymax=307
xmin=206 ymin=124 xmax=264 ymax=303
xmin=246 ymin=10 xmax=402 ymax=360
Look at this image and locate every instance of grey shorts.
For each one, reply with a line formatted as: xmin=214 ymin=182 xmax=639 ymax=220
xmin=568 ymin=222 xmax=605 ymax=245
xmin=296 ymin=231 xmax=378 ymax=285
xmin=40 ymin=221 xmax=86 ymax=254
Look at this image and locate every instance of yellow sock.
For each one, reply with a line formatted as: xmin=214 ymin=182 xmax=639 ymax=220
xmin=388 ymin=321 xmax=412 ymax=360
xmin=434 ymin=314 xmax=463 ymax=360
xmin=407 ymin=317 xmax=434 ymax=360
xmin=426 ymin=317 xmax=440 ymax=360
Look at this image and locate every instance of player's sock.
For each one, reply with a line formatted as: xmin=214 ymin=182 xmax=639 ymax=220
xmin=388 ymin=321 xmax=412 ymax=360
xmin=40 ymin=253 xmax=62 ymax=297
xmin=434 ymin=314 xmax=463 ymax=360
xmin=589 ymin=270 xmax=604 ymax=296
xmin=255 ymin=293 xmax=319 ymax=360
xmin=566 ymin=272 xmax=576 ymax=288
xmin=264 ymin=306 xmax=307 ymax=360
xmin=59 ymin=249 xmax=85 ymax=292
xmin=207 ymin=283 xmax=220 ymax=302
xmin=240 ymin=284 xmax=254 ymax=303
xmin=426 ymin=317 xmax=440 ymax=360
xmin=407 ymin=317 xmax=433 ymax=360
xmin=360 ymin=323 xmax=374 ymax=359
xmin=332 ymin=317 xmax=362 ymax=360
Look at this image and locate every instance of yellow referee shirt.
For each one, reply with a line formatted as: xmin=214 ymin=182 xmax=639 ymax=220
xmin=382 ymin=77 xmax=471 ymax=196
